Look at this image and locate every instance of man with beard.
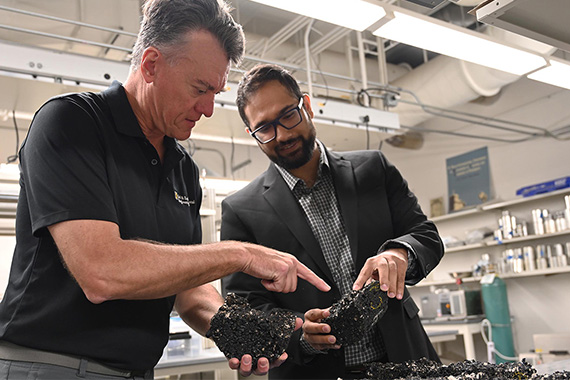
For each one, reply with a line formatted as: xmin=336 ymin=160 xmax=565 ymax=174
xmin=220 ymin=64 xmax=444 ymax=380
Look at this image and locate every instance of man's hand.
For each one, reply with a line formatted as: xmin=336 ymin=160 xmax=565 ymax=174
xmin=228 ymin=354 xmax=287 ymax=377
xmin=352 ymin=248 xmax=408 ymax=300
xmin=242 ymin=243 xmax=330 ymax=294
xmin=302 ymin=309 xmax=341 ymax=351
xmin=227 ymin=317 xmax=303 ymax=376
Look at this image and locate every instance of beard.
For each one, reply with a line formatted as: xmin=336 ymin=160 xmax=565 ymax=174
xmin=269 ymin=122 xmax=317 ymax=170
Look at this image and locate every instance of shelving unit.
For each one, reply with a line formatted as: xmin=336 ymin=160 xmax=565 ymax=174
xmin=431 ymin=187 xmax=570 ymax=223
xmin=420 ymin=188 xmax=570 ymax=288
xmin=416 ymin=266 xmax=570 ymax=288
xmin=445 ymin=229 xmax=570 ymax=254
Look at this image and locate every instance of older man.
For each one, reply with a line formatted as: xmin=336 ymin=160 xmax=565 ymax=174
xmin=0 ymin=2 xmax=328 ymax=379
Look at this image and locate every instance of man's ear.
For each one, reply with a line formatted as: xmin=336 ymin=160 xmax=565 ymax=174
xmin=302 ymin=94 xmax=314 ymax=119
xmin=140 ymin=47 xmax=160 ymax=83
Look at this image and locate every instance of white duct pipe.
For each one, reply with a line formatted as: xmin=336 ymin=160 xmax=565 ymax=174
xmin=388 ymin=54 xmax=519 ymax=127
xmin=387 ymin=26 xmax=556 ymax=127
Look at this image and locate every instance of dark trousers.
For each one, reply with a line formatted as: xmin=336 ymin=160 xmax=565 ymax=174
xmin=0 ymin=359 xmax=153 ymax=379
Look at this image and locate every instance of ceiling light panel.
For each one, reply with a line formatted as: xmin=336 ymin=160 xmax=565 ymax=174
xmin=373 ymin=10 xmax=547 ymax=76
xmin=248 ymin=0 xmax=386 ymax=31
xmin=527 ymin=59 xmax=570 ymax=90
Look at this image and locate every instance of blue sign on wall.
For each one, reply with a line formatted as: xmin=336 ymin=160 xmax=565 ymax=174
xmin=446 ymin=146 xmax=491 ymax=212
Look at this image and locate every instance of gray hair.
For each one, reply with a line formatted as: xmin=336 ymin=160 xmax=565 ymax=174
xmin=130 ymin=0 xmax=245 ymax=71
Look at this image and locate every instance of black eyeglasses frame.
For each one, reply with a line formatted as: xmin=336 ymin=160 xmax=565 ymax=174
xmin=248 ymin=97 xmax=305 ymax=144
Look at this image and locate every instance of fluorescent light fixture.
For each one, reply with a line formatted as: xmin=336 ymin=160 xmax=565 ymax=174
xmin=372 ymin=10 xmax=547 ymax=76
xmin=248 ymin=0 xmax=386 ymax=31
xmin=527 ymin=58 xmax=570 ymax=90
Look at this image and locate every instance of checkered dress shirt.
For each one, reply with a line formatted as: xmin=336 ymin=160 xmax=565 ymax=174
xmin=275 ymin=141 xmax=385 ymax=366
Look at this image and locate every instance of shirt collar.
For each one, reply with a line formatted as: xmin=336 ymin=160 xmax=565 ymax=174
xmin=103 ymin=80 xmax=183 ymax=160
xmin=103 ymin=81 xmax=146 ymax=139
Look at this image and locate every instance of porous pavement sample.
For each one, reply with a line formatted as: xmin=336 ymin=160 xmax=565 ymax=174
xmin=322 ymin=281 xmax=389 ymax=345
xmin=364 ymin=358 xmax=570 ymax=380
xmin=206 ymin=293 xmax=296 ymax=369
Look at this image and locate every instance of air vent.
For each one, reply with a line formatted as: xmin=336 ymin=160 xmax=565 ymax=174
xmin=404 ymin=0 xmax=446 ymax=8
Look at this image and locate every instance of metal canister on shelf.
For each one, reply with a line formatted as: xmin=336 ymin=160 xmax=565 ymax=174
xmin=501 ymin=211 xmax=513 ymax=239
xmin=565 ymin=195 xmax=570 ymax=229
xmin=514 ymin=225 xmax=520 ymax=237
xmin=536 ymin=244 xmax=548 ymax=269
xmin=554 ymin=243 xmax=568 ymax=267
xmin=523 ymin=246 xmax=536 ymax=271
xmin=555 ymin=211 xmax=568 ymax=231
xmin=511 ymin=215 xmax=518 ymax=236
xmin=507 ymin=249 xmax=515 ymax=272
xmin=546 ymin=245 xmax=558 ymax=268
xmin=499 ymin=250 xmax=510 ymax=274
xmin=521 ymin=221 xmax=528 ymax=236
xmin=543 ymin=209 xmax=556 ymax=234
xmin=514 ymin=221 xmax=528 ymax=237
xmin=532 ymin=209 xmax=545 ymax=235
xmin=494 ymin=229 xmax=503 ymax=243
xmin=513 ymin=248 xmax=524 ymax=273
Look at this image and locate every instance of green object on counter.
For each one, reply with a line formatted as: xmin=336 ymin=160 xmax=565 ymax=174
xmin=481 ymin=274 xmax=516 ymax=363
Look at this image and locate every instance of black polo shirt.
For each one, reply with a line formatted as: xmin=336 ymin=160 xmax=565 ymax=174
xmin=0 ymin=81 xmax=202 ymax=370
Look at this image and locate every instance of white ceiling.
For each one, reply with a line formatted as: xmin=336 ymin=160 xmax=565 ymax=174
xmin=0 ymin=0 xmax=569 ymax=150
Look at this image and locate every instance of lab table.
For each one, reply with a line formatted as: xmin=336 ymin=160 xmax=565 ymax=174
xmin=154 ymin=347 xmax=236 ymax=380
xmin=154 ymin=320 xmax=477 ymax=378
xmin=422 ymin=316 xmax=485 ymax=360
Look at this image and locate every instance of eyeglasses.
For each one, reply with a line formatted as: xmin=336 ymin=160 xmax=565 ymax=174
xmin=249 ymin=97 xmax=304 ymax=144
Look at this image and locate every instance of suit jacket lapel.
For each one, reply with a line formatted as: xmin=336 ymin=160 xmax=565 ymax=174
xmin=263 ymin=164 xmax=335 ymax=285
xmin=327 ymin=151 xmax=359 ymax=263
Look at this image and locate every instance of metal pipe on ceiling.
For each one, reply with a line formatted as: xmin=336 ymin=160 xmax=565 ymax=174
xmin=0 ymin=24 xmax=132 ymax=53
xmin=376 ymin=37 xmax=389 ymax=93
xmin=248 ymin=16 xmax=311 ymax=57
xmin=0 ymin=2 xmax=565 ymax=144
xmin=304 ymin=20 xmax=315 ymax=98
xmin=288 ymin=26 xmax=350 ymax=65
xmin=0 ymin=5 xmax=137 ymax=37
xmin=356 ymin=32 xmax=369 ymax=107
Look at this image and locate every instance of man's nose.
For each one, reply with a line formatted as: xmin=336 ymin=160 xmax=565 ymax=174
xmin=196 ymin=94 xmax=215 ymax=118
xmin=275 ymin=123 xmax=296 ymax=141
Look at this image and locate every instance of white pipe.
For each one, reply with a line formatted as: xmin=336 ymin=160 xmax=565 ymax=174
xmin=376 ymin=36 xmax=388 ymax=88
xmin=390 ymin=54 xmax=519 ymax=126
xmin=346 ymin=34 xmax=355 ymax=81
xmin=388 ymin=26 xmax=556 ymax=127
xmin=304 ymin=19 xmax=315 ymax=98
xmin=356 ymin=32 xmax=368 ymax=106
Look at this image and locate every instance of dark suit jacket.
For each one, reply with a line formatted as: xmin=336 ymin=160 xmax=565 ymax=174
xmin=221 ymin=149 xmax=444 ymax=379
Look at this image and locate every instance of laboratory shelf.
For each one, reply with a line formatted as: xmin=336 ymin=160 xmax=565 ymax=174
xmin=414 ymin=266 xmax=570 ymax=288
xmin=444 ymin=243 xmax=486 ymax=254
xmin=486 ymin=229 xmax=570 ymax=247
xmin=444 ymin=230 xmax=570 ymax=254
xmin=431 ymin=187 xmax=570 ymax=223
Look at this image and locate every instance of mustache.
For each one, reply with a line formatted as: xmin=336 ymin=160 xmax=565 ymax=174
xmin=276 ymin=137 xmax=302 ymax=151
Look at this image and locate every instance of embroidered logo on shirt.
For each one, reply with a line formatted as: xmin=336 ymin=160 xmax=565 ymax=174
xmin=174 ymin=191 xmax=195 ymax=206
